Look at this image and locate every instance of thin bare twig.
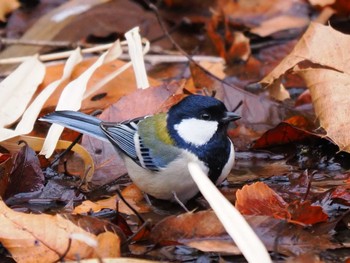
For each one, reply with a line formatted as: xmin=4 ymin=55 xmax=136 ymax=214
xmin=0 ymin=37 xmax=83 ymax=49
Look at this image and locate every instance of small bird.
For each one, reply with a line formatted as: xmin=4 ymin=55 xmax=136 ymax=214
xmin=40 ymin=95 xmax=240 ymax=203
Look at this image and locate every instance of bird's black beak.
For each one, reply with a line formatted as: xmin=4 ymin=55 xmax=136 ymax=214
xmin=221 ymin=111 xmax=241 ymax=123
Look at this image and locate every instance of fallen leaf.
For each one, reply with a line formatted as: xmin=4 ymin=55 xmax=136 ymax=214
xmin=0 ymin=200 xmax=98 ymax=262
xmin=296 ymin=67 xmax=350 ymax=152
xmin=207 ymin=14 xmax=251 ymax=63
xmin=0 ymin=135 xmax=95 ymax=183
xmin=236 ymin=182 xmax=328 ymax=225
xmin=73 ymin=185 xmax=150 ymax=215
xmin=214 ymin=0 xmax=310 ymax=37
xmin=0 ymin=0 xmax=19 ymax=21
xmin=330 ymin=185 xmax=350 ymax=205
xmin=4 ymin=143 xmax=44 ymax=200
xmin=0 ymin=0 xmax=111 ymax=72
xmin=308 ymin=0 xmax=334 ymax=7
xmin=252 ymin=116 xmax=321 ymax=149
xmin=285 ymin=200 xmax=328 ymax=225
xmin=150 ymin=210 xmax=338 ymax=256
xmin=261 ymin=22 xmax=350 ymax=153
xmin=251 ymin=15 xmax=309 ymax=37
xmin=0 ymin=153 xmax=11 ymax=198
xmin=295 ymin=89 xmax=312 ymax=106
xmin=92 ymin=231 xmax=121 ymax=258
xmin=235 ymin=182 xmax=288 ymax=218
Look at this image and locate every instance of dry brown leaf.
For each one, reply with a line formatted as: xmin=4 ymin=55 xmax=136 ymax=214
xmin=295 ymin=67 xmax=350 ymax=151
xmin=74 ymin=184 xmax=149 ymax=215
xmin=0 ymin=135 xmax=95 ymax=182
xmin=261 ymin=22 xmax=350 ymax=85
xmin=216 ymin=0 xmax=309 ymax=38
xmin=308 ymin=0 xmax=334 ymax=6
xmin=251 ymin=15 xmax=309 ymax=37
xmin=150 ymin=210 xmax=337 ymax=256
xmin=92 ymin=231 xmax=121 ymax=258
xmin=0 ymin=200 xmax=98 ymax=262
xmin=0 ymin=0 xmax=19 ymax=21
xmin=0 ymin=0 xmax=111 ymax=72
xmin=261 ymin=22 xmax=350 ymax=152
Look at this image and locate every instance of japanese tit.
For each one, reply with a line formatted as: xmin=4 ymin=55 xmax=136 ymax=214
xmin=40 ymin=95 xmax=240 ymax=203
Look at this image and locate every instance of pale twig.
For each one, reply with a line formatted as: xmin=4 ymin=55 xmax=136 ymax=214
xmin=0 ymin=43 xmax=115 ymax=64
xmin=0 ymin=37 xmax=84 ymax=48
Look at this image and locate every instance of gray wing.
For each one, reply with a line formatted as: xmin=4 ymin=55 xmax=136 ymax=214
xmin=100 ymin=118 xmax=160 ymax=171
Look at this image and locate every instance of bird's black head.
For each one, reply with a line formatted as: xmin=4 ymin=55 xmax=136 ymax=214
xmin=167 ymin=95 xmax=240 ymax=147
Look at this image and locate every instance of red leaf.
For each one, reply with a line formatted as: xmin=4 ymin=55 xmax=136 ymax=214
xmin=252 ymin=116 xmax=321 ymax=149
xmin=285 ymin=200 xmax=328 ymax=225
xmin=236 ymin=182 xmax=328 ymax=225
xmin=235 ymin=182 xmax=289 ymax=218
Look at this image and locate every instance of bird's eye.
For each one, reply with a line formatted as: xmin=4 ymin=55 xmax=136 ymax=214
xmin=200 ymin=113 xmax=211 ymax=120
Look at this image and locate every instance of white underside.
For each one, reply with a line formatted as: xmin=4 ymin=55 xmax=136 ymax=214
xmin=124 ymin=140 xmax=235 ymax=202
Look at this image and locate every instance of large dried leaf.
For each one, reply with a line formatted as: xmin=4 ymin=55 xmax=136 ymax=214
xmin=0 ymin=200 xmax=107 ymax=262
xmin=296 ymin=67 xmax=350 ymax=151
xmin=261 ymin=22 xmax=350 ymax=85
xmin=261 ymin=22 xmax=350 ymax=152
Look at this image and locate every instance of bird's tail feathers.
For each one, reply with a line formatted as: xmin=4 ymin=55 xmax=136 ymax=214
xmin=40 ymin=111 xmax=108 ymax=141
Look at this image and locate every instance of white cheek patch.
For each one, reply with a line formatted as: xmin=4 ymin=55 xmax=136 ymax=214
xmin=174 ymin=118 xmax=218 ymax=146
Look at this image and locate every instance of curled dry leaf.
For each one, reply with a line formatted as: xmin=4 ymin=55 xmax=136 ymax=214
xmin=261 ymin=22 xmax=350 ymax=153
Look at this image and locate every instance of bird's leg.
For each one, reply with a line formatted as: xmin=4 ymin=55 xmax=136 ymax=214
xmin=172 ymin=191 xmax=189 ymax=213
